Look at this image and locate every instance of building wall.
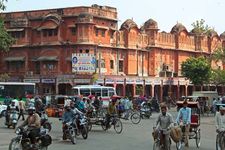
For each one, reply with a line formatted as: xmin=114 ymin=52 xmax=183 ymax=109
xmin=0 ymin=4 xmax=224 ymax=96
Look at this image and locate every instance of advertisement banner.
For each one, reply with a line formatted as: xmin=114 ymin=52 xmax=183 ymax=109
xmin=72 ymin=53 xmax=96 ymax=73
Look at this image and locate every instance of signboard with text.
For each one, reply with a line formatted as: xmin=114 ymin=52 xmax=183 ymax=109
xmin=72 ymin=53 xmax=96 ymax=73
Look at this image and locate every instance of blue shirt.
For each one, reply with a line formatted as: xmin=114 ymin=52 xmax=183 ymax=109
xmin=176 ymin=107 xmax=191 ymax=125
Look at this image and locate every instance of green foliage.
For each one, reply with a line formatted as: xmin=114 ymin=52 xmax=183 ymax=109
xmin=0 ymin=0 xmax=14 ymax=51
xmin=0 ymin=18 xmax=14 ymax=51
xmin=90 ymin=73 xmax=98 ymax=84
xmin=181 ymin=56 xmax=211 ymax=85
xmin=191 ymin=19 xmax=212 ymax=35
xmin=212 ymin=47 xmax=225 ymax=64
xmin=211 ymin=69 xmax=225 ymax=86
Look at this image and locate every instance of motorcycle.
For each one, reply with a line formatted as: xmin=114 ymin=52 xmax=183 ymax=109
xmin=9 ymin=127 xmax=52 ymax=150
xmin=62 ymin=120 xmax=77 ymax=144
xmin=74 ymin=114 xmax=88 ymax=139
xmin=5 ymin=110 xmax=18 ymax=129
xmin=140 ymin=101 xmax=152 ymax=119
xmin=40 ymin=111 xmax=52 ymax=132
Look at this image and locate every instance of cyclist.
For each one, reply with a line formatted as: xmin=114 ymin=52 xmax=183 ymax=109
xmin=155 ymin=103 xmax=174 ymax=150
xmin=176 ymin=100 xmax=191 ymax=147
xmin=215 ymin=106 xmax=225 ymax=149
xmin=105 ymin=99 xmax=117 ymax=129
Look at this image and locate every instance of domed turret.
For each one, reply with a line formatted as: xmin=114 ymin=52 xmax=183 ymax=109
xmin=171 ymin=23 xmax=188 ymax=34
xmin=120 ymin=19 xmax=138 ymax=31
xmin=143 ymin=19 xmax=158 ymax=30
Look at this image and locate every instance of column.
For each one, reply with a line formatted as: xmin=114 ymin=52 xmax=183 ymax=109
xmin=143 ymin=80 xmax=146 ymax=96
xmin=185 ymin=85 xmax=188 ymax=97
xmin=133 ymin=84 xmax=136 ymax=97
xmin=177 ymin=81 xmax=180 ymax=101
xmin=151 ymin=84 xmax=155 ymax=97
xmin=123 ymin=84 xmax=126 ymax=97
xmin=160 ymin=80 xmax=163 ymax=102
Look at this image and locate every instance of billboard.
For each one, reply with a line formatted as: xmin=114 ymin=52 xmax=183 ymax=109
xmin=72 ymin=53 xmax=96 ymax=73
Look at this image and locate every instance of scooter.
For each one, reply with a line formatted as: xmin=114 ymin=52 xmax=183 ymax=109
xmin=5 ymin=110 xmax=18 ymax=129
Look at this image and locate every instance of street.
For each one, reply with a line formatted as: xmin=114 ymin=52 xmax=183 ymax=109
xmin=0 ymin=110 xmax=216 ymax=150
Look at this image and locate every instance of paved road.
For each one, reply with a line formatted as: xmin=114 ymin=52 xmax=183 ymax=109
xmin=0 ymin=110 xmax=217 ymax=150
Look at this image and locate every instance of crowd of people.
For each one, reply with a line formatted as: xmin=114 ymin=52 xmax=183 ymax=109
xmin=3 ymin=94 xmax=225 ymax=149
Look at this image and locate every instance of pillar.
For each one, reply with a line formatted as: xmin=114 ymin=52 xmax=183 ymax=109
xmin=123 ymin=84 xmax=126 ymax=97
xmin=56 ymin=83 xmax=59 ymax=95
xmin=160 ymin=80 xmax=163 ymax=102
xmin=133 ymin=84 xmax=136 ymax=97
xmin=185 ymin=85 xmax=188 ymax=97
xmin=151 ymin=84 xmax=154 ymax=97
xmin=176 ymin=81 xmax=180 ymax=100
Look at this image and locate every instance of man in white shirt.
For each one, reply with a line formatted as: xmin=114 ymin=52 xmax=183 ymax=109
xmin=215 ymin=106 xmax=225 ymax=149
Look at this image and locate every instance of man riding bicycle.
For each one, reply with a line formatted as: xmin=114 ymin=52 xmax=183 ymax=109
xmin=176 ymin=100 xmax=191 ymax=147
xmin=105 ymin=99 xmax=117 ymax=129
xmin=155 ymin=103 xmax=174 ymax=150
xmin=215 ymin=106 xmax=225 ymax=149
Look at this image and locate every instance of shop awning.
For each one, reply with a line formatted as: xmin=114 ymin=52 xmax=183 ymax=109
xmin=6 ymin=28 xmax=24 ymax=32
xmin=4 ymin=56 xmax=25 ymax=62
xmin=37 ymin=56 xmax=58 ymax=61
xmin=94 ymin=25 xmax=108 ymax=30
xmin=37 ymin=25 xmax=58 ymax=31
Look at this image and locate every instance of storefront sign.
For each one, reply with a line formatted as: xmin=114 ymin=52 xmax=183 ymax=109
xmin=126 ymin=79 xmax=135 ymax=84
xmin=115 ymin=79 xmax=124 ymax=84
xmin=105 ymin=79 xmax=114 ymax=84
xmin=57 ymin=78 xmax=72 ymax=84
xmin=24 ymin=79 xmax=40 ymax=83
xmin=136 ymin=79 xmax=144 ymax=85
xmin=145 ymin=79 xmax=152 ymax=85
xmin=96 ymin=79 xmax=104 ymax=84
xmin=41 ymin=79 xmax=56 ymax=83
xmin=74 ymin=79 xmax=90 ymax=84
xmin=154 ymin=80 xmax=161 ymax=85
xmin=72 ymin=53 xmax=96 ymax=73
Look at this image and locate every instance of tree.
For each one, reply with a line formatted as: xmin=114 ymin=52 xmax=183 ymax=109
xmin=0 ymin=0 xmax=14 ymax=51
xmin=210 ymin=69 xmax=225 ymax=86
xmin=181 ymin=56 xmax=211 ymax=85
xmin=191 ymin=19 xmax=212 ymax=35
xmin=212 ymin=47 xmax=225 ymax=64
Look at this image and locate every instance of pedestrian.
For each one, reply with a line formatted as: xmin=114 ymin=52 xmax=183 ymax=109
xmin=18 ymin=97 xmax=25 ymax=121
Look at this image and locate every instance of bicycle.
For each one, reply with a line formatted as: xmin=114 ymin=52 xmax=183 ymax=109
xmin=102 ymin=114 xmax=123 ymax=134
xmin=152 ymin=127 xmax=171 ymax=150
xmin=216 ymin=130 xmax=225 ymax=150
xmin=120 ymin=109 xmax=141 ymax=124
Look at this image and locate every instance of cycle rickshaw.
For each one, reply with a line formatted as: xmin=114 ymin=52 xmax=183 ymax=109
xmin=176 ymin=101 xmax=201 ymax=149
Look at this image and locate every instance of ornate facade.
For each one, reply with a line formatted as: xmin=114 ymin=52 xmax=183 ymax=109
xmin=1 ymin=4 xmax=225 ymax=101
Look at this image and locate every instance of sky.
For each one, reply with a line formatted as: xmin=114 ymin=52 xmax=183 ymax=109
xmin=3 ymin=0 xmax=225 ymax=34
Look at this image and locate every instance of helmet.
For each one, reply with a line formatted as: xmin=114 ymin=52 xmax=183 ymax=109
xmin=28 ymin=106 xmax=35 ymax=111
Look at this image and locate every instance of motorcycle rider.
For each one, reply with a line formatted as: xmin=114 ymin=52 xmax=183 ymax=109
xmin=62 ymin=106 xmax=75 ymax=140
xmin=5 ymin=100 xmax=19 ymax=125
xmin=18 ymin=105 xmax=41 ymax=146
xmin=155 ymin=103 xmax=174 ymax=150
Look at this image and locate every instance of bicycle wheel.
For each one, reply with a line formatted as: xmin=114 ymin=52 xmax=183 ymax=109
xmin=113 ymin=118 xmax=123 ymax=134
xmin=216 ymin=134 xmax=220 ymax=150
xmin=196 ymin=129 xmax=201 ymax=148
xmin=130 ymin=112 xmax=141 ymax=124
xmin=153 ymin=141 xmax=160 ymax=150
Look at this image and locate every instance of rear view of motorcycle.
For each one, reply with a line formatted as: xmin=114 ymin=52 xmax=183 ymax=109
xmin=41 ymin=111 xmax=52 ymax=132
xmin=5 ymin=110 xmax=18 ymax=129
xmin=9 ymin=127 xmax=52 ymax=150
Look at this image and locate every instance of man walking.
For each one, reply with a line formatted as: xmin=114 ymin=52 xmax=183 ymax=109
xmin=18 ymin=97 xmax=25 ymax=121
